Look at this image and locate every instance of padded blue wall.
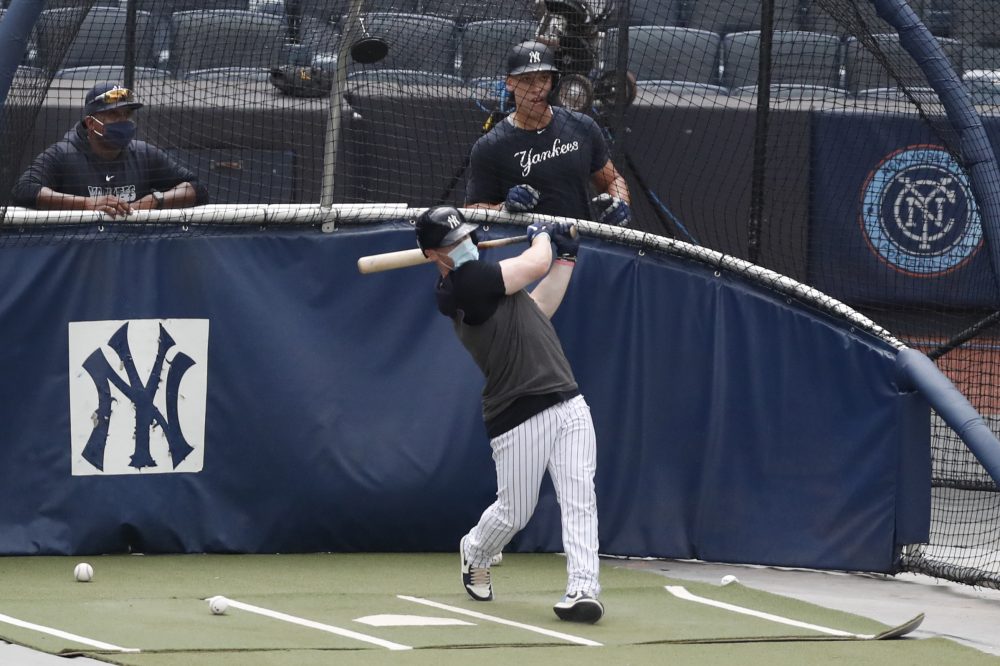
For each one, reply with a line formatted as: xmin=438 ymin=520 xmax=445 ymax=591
xmin=0 ymin=224 xmax=929 ymax=572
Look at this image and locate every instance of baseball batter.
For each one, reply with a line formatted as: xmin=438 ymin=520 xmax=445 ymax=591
xmin=466 ymin=40 xmax=632 ymax=226
xmin=414 ymin=205 xmax=603 ymax=624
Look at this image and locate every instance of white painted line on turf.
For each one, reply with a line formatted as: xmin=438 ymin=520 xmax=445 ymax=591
xmin=664 ymin=586 xmax=873 ymax=638
xmin=398 ymin=595 xmax=602 ymax=647
xmin=0 ymin=612 xmax=140 ymax=652
xmin=355 ymin=614 xmax=475 ymax=627
xmin=220 ymin=598 xmax=412 ymax=650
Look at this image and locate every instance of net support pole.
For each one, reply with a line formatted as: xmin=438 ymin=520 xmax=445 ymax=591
xmin=124 ymin=0 xmax=137 ymax=90
xmin=895 ymin=347 xmax=1000 ymax=487
xmin=747 ymin=0 xmax=774 ymax=264
xmin=321 ymin=0 xmax=365 ymax=208
xmin=870 ymin=0 xmax=1000 ymax=300
xmin=0 ymin=0 xmax=45 ymax=111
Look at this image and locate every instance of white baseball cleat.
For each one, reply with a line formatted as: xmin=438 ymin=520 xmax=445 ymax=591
xmin=460 ymin=536 xmax=493 ymax=601
xmin=553 ymin=591 xmax=604 ymax=623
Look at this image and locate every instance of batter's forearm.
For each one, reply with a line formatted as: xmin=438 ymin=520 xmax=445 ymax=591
xmin=529 ymin=261 xmax=573 ymax=318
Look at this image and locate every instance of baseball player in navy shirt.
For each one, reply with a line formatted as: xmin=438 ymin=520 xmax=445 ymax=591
xmin=415 ymin=205 xmax=604 ymax=624
xmin=466 ymin=40 xmax=631 ymax=226
xmin=12 ymin=83 xmax=207 ymax=217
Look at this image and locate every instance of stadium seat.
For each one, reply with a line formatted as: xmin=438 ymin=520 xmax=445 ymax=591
xmin=854 ymin=86 xmax=943 ymax=105
xmin=347 ymin=69 xmax=464 ymax=86
xmin=54 ymin=65 xmax=169 ymax=80
xmin=299 ymin=15 xmax=340 ymax=57
xmin=34 ymin=6 xmax=157 ymax=70
xmin=797 ymin=0 xmax=913 ymax=36
xmin=638 ymin=80 xmax=729 ymax=98
xmin=348 ymin=13 xmax=457 ymax=76
xmin=628 ymin=0 xmax=682 ymax=26
xmin=730 ymin=83 xmax=847 ymax=102
xmin=721 ymin=30 xmax=841 ymax=89
xmin=170 ymin=10 xmax=290 ymax=79
xmin=420 ymin=0 xmax=534 ymax=24
xmin=963 ymin=69 xmax=1000 ymax=104
xmin=459 ymin=19 xmax=536 ymax=81
xmin=604 ymin=26 xmax=722 ymax=84
xmin=952 ymin=0 xmax=1000 ymax=70
xmin=683 ymin=0 xmax=800 ymax=34
xmin=844 ymin=33 xmax=961 ymax=93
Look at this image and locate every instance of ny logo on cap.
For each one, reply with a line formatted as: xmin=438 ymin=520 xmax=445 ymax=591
xmin=529 ymin=51 xmax=541 ymax=63
xmin=447 ymin=214 xmax=461 ymax=228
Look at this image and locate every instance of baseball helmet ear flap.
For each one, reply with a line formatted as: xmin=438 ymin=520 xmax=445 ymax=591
xmin=415 ymin=206 xmax=480 ymax=255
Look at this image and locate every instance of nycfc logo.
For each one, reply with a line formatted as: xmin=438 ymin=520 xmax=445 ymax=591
xmin=529 ymin=50 xmax=541 ymax=63
xmin=69 ymin=319 xmax=209 ymax=476
xmin=860 ymin=145 xmax=982 ymax=276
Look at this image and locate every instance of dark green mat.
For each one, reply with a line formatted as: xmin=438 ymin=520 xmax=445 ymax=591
xmin=0 ymin=554 xmax=994 ymax=665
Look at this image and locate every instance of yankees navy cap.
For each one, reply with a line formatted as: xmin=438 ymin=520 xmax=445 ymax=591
xmin=84 ymin=83 xmax=143 ymax=118
xmin=507 ymin=40 xmax=559 ymax=77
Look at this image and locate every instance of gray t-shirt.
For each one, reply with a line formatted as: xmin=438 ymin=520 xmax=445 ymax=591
xmin=436 ymin=260 xmax=577 ymax=433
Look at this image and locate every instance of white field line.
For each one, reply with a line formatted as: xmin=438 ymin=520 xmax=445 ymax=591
xmin=0 ymin=611 xmax=140 ymax=652
xmin=398 ymin=595 xmax=603 ymax=647
xmin=221 ymin=598 xmax=411 ymax=651
xmin=664 ymin=586 xmax=874 ymax=638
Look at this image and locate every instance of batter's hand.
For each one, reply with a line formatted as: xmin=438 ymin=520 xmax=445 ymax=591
xmin=552 ymin=222 xmax=579 ymax=260
xmin=88 ymin=194 xmax=132 ymax=218
xmin=504 ymin=184 xmax=540 ymax=212
xmin=591 ymin=193 xmax=631 ymax=227
xmin=526 ymin=220 xmax=554 ymax=243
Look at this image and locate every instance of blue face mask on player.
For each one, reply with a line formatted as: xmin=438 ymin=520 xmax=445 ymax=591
xmin=448 ymin=237 xmax=479 ymax=269
xmin=91 ymin=117 xmax=136 ymax=149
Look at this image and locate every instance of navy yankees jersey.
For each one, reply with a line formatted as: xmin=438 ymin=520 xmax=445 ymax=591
xmin=11 ymin=123 xmax=207 ymax=207
xmin=436 ymin=260 xmax=578 ymax=435
xmin=465 ymin=106 xmax=610 ymax=220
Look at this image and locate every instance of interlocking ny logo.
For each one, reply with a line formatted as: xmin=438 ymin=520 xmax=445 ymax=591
xmin=69 ymin=319 xmax=208 ymax=475
xmin=529 ymin=50 xmax=541 ymax=63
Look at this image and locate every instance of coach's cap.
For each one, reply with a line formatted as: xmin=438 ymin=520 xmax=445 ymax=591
xmin=506 ymin=40 xmax=558 ymax=77
xmin=83 ymin=83 xmax=143 ymax=118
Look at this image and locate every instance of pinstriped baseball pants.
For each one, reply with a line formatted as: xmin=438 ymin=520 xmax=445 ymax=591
xmin=465 ymin=395 xmax=601 ymax=597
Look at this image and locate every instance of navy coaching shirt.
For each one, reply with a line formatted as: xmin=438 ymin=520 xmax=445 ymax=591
xmin=465 ymin=106 xmax=610 ymax=221
xmin=11 ymin=123 xmax=207 ymax=207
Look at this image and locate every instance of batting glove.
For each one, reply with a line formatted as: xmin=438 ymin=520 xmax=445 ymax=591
xmin=504 ymin=184 xmax=541 ymax=212
xmin=552 ymin=222 xmax=579 ymax=260
xmin=526 ymin=220 xmax=554 ymax=243
xmin=592 ymin=193 xmax=632 ymax=227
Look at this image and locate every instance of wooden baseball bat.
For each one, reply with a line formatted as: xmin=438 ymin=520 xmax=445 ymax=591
xmin=357 ymin=235 xmax=528 ymax=274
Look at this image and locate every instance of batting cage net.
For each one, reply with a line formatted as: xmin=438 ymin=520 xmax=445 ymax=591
xmin=3 ymin=0 xmax=1000 ymax=586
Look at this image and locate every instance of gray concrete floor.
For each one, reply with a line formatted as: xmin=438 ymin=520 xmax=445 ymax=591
xmin=5 ymin=559 xmax=1000 ymax=663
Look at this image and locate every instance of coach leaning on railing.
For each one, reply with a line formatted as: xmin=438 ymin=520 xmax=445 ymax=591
xmin=10 ymin=82 xmax=208 ymax=219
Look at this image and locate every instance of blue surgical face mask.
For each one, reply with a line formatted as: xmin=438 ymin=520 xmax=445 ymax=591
xmin=448 ymin=237 xmax=479 ymax=269
xmin=91 ymin=117 xmax=136 ymax=149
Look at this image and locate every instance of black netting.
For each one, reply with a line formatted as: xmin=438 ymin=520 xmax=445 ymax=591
xmin=2 ymin=0 xmax=1000 ymax=586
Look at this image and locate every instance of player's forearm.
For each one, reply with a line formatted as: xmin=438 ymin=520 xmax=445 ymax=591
xmin=605 ymin=173 xmax=631 ymax=205
xmin=529 ymin=260 xmax=573 ymax=318
xmin=34 ymin=187 xmax=94 ymax=211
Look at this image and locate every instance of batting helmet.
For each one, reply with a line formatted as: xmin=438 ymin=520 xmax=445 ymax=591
xmin=415 ymin=206 xmax=479 ymax=253
xmin=506 ymin=40 xmax=559 ymax=77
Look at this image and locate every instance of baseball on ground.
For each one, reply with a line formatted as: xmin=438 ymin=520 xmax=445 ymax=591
xmin=208 ymin=596 xmax=229 ymax=615
xmin=720 ymin=574 xmax=739 ymax=586
xmin=73 ymin=562 xmax=94 ymax=582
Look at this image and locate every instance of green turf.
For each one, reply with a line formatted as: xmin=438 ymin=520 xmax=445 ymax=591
xmin=0 ymin=554 xmax=996 ymax=665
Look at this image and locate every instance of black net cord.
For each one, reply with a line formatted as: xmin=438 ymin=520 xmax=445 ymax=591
xmin=748 ymin=0 xmax=774 ymax=264
xmin=927 ymin=310 xmax=1000 ymax=361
